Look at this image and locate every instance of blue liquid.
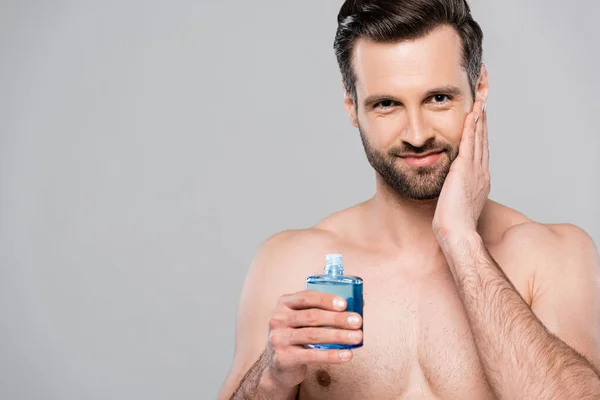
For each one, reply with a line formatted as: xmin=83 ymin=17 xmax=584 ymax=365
xmin=305 ymin=277 xmax=363 ymax=349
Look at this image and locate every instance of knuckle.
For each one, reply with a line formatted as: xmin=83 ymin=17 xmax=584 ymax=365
xmin=268 ymin=330 xmax=276 ymax=346
xmin=271 ymin=351 xmax=284 ymax=368
xmin=305 ymin=328 xmax=319 ymax=343
xmin=268 ymin=315 xmax=278 ymax=330
xmin=296 ymin=293 xmax=309 ymax=308
xmin=304 ymin=309 xmax=318 ymax=325
xmin=275 ymin=295 xmax=287 ymax=309
xmin=274 ymin=351 xmax=294 ymax=369
xmin=269 ymin=312 xmax=287 ymax=329
xmin=268 ymin=316 xmax=276 ymax=330
xmin=288 ymin=311 xmax=302 ymax=327
xmin=268 ymin=330 xmax=284 ymax=348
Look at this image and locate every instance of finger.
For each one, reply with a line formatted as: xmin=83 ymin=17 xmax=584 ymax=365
xmin=288 ymin=309 xmax=363 ymax=329
xmin=474 ymin=101 xmax=485 ymax=162
xmin=482 ymin=103 xmax=489 ymax=168
xmin=279 ymin=290 xmax=347 ymax=311
xmin=287 ymin=327 xmax=363 ymax=346
xmin=459 ymin=104 xmax=480 ymax=160
xmin=287 ymin=347 xmax=354 ymax=365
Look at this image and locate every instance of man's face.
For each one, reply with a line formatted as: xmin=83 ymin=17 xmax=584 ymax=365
xmin=346 ymin=25 xmax=475 ymax=200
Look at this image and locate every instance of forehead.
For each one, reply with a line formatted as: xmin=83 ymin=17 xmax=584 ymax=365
xmin=352 ymin=25 xmax=468 ymax=96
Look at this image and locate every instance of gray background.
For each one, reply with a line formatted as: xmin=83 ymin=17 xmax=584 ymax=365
xmin=1 ymin=1 xmax=598 ymax=399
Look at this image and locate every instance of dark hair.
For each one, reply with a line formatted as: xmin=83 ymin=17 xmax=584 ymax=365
xmin=334 ymin=0 xmax=484 ymax=102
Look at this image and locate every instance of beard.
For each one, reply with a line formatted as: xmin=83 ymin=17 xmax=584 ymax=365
xmin=358 ymin=124 xmax=459 ymax=201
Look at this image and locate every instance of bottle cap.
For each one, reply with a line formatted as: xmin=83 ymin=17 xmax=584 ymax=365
xmin=325 ymin=254 xmax=343 ymax=267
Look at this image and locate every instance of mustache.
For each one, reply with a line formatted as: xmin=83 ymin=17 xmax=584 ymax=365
xmin=389 ymin=139 xmax=452 ymax=157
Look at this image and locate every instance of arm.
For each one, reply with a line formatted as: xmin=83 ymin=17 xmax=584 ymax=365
xmin=226 ymin=351 xmax=298 ymax=400
xmin=432 ymin=97 xmax=600 ymax=398
xmin=217 ymin=231 xmax=301 ymax=400
xmin=218 ymin=229 xmax=359 ymax=400
xmin=438 ymin=223 xmax=600 ymax=399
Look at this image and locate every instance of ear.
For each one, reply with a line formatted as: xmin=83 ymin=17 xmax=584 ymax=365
xmin=475 ymin=63 xmax=489 ymax=103
xmin=342 ymin=81 xmax=359 ymax=128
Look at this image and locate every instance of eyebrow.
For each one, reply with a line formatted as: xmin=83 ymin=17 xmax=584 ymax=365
xmin=362 ymin=85 xmax=464 ymax=108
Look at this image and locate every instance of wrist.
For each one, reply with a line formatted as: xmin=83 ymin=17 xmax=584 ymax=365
xmin=438 ymin=230 xmax=483 ymax=271
xmin=438 ymin=230 xmax=484 ymax=287
xmin=258 ymin=368 xmax=298 ymax=400
xmin=436 ymin=227 xmax=481 ymax=251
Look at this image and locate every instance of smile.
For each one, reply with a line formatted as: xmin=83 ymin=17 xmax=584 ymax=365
xmin=398 ymin=151 xmax=444 ymax=167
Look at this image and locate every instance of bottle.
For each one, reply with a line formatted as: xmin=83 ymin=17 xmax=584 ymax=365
xmin=305 ymin=253 xmax=363 ymax=349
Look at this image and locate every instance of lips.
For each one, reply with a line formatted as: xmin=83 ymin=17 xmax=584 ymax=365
xmin=398 ymin=150 xmax=444 ymax=167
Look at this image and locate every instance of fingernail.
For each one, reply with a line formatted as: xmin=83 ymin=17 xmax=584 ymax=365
xmin=333 ymin=298 xmax=346 ymax=310
xmin=348 ymin=331 xmax=361 ymax=341
xmin=340 ymin=350 xmax=352 ymax=360
xmin=348 ymin=315 xmax=360 ymax=326
xmin=483 ymin=102 xmax=487 ymax=113
xmin=475 ymin=113 xmax=480 ymax=123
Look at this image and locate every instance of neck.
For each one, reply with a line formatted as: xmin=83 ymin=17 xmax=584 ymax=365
xmin=366 ymin=176 xmax=442 ymax=251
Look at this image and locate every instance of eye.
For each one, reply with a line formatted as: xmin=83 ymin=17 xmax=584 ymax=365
xmin=375 ymin=99 xmax=397 ymax=109
xmin=430 ymin=94 xmax=451 ymax=104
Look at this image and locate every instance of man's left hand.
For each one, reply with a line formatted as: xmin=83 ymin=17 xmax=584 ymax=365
xmin=433 ymin=99 xmax=490 ymax=243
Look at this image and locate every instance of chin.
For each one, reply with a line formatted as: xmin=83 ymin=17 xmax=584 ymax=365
xmin=390 ymin=170 xmax=446 ymax=200
xmin=400 ymin=186 xmax=442 ymax=201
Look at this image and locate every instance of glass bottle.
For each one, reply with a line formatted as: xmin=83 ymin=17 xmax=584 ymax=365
xmin=305 ymin=253 xmax=363 ymax=349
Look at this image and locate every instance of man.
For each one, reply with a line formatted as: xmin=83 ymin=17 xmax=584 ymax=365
xmin=219 ymin=0 xmax=600 ymax=398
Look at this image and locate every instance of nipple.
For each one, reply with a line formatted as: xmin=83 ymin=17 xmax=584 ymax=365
xmin=315 ymin=369 xmax=332 ymax=387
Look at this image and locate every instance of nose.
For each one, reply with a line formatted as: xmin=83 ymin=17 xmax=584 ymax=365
xmin=399 ymin=109 xmax=434 ymax=148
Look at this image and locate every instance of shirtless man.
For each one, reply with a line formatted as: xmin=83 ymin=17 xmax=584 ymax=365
xmin=218 ymin=1 xmax=600 ymax=399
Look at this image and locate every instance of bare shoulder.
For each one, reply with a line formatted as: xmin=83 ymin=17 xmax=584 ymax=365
xmin=245 ymin=224 xmax=349 ymax=294
xmin=481 ymin=200 xmax=599 ymax=304
xmin=481 ymin=200 xmax=597 ymax=256
xmin=252 ymin=228 xmax=331 ymax=266
xmin=253 ymin=226 xmax=342 ymax=269
xmin=499 ymin=220 xmax=599 ymax=288
xmin=499 ymin=219 xmax=598 ymax=262
xmin=247 ymin=202 xmax=369 ymax=287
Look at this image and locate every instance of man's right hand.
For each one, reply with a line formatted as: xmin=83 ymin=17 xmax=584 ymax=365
xmin=263 ymin=290 xmax=363 ymax=389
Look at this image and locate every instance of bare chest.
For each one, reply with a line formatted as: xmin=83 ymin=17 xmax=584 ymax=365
xmin=299 ymin=263 xmax=500 ymax=400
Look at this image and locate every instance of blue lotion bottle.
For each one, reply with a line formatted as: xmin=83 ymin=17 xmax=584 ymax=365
xmin=305 ymin=254 xmax=363 ymax=349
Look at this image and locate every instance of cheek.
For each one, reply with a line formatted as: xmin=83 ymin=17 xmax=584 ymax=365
xmin=430 ymin=109 xmax=467 ymax=143
xmin=360 ymin=112 xmax=406 ymax=146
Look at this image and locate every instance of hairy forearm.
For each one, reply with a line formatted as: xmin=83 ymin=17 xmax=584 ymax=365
xmin=229 ymin=351 xmax=298 ymax=400
xmin=441 ymin=232 xmax=600 ymax=399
